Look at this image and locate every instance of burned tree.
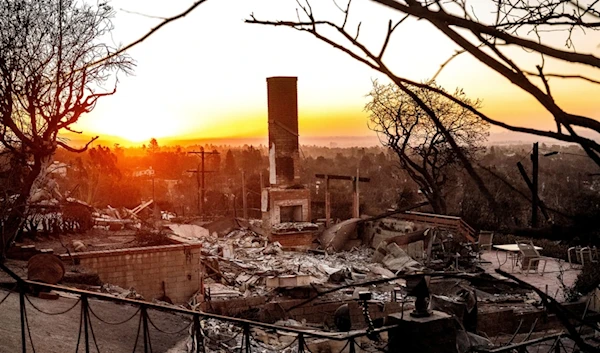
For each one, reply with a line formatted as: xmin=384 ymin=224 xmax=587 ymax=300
xmin=0 ymin=0 xmax=133 ymax=260
xmin=246 ymin=0 xmax=600 ymax=214
xmin=366 ymin=81 xmax=489 ymax=214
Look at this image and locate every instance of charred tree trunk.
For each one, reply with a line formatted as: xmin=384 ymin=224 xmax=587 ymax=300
xmin=1 ymin=154 xmax=50 ymax=262
xmin=422 ymin=189 xmax=447 ymax=215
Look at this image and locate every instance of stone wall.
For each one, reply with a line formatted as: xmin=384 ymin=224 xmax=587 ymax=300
xmin=62 ymin=243 xmax=203 ymax=304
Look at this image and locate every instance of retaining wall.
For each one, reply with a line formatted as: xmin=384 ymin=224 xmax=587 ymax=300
xmin=62 ymin=243 xmax=202 ymax=304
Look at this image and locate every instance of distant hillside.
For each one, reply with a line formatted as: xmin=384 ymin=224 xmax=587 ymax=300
xmin=58 ymin=129 xmax=599 ymax=149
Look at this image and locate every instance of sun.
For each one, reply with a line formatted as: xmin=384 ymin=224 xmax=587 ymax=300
xmin=80 ymin=105 xmax=185 ymax=144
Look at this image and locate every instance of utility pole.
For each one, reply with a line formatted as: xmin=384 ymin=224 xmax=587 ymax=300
xmin=517 ymin=142 xmax=546 ymax=227
xmin=324 ymin=175 xmax=331 ymax=227
xmin=186 ymin=166 xmax=201 ymax=216
xmin=353 ymin=168 xmax=360 ymax=219
xmin=241 ymin=170 xmax=248 ymax=219
xmin=187 ymin=148 xmax=219 ymax=220
xmin=531 ymin=142 xmax=539 ymax=228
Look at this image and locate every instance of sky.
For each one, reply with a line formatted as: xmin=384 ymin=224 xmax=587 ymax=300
xmin=68 ymin=0 xmax=600 ymax=146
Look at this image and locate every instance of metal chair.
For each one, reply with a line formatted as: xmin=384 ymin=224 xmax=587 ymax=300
xmin=472 ymin=231 xmax=493 ymax=264
xmin=476 ymin=231 xmax=494 ymax=251
xmin=568 ymin=246 xmax=598 ymax=267
xmin=517 ymin=241 xmax=549 ymax=276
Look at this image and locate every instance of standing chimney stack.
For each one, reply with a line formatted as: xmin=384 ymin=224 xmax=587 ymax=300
xmin=267 ymin=76 xmax=299 ymax=186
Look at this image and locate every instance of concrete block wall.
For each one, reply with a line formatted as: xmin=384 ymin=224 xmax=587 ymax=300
xmin=62 ymin=244 xmax=202 ymax=304
xmin=204 ymin=297 xmax=402 ymax=329
xmin=287 ymin=300 xmax=403 ymax=329
xmin=477 ymin=301 xmax=588 ymax=336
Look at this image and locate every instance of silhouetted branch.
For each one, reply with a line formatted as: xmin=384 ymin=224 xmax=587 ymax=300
xmin=431 ymin=49 xmax=466 ymax=81
xmin=119 ymin=8 xmax=168 ymax=20
xmin=523 ymin=71 xmax=600 ymax=85
xmin=57 ymin=136 xmax=99 ymax=153
xmin=378 ymin=17 xmax=408 ymax=59
xmin=84 ymin=0 xmax=210 ymax=70
xmin=247 ymin=4 xmax=600 ymax=212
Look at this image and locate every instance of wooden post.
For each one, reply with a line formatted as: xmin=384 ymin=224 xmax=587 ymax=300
xmin=242 ymin=170 xmax=248 ymax=219
xmin=517 ymin=158 xmax=550 ymax=224
xmin=355 ymin=168 xmax=361 ymax=218
xmin=200 ymin=147 xmax=205 ymax=220
xmin=351 ymin=168 xmax=361 ymax=218
xmin=531 ymin=142 xmax=539 ymax=228
xmin=196 ymin=164 xmax=201 ymax=216
xmin=315 ymin=173 xmax=370 ymax=223
xmin=259 ymin=171 xmax=264 ymax=191
xmin=325 ymin=175 xmax=331 ymax=227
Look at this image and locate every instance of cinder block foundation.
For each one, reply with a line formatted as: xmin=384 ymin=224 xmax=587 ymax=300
xmin=60 ymin=243 xmax=203 ymax=304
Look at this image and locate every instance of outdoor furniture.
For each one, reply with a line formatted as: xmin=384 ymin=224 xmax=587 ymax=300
xmin=476 ymin=231 xmax=494 ymax=251
xmin=493 ymin=243 xmax=543 ymax=273
xmin=517 ymin=241 xmax=550 ymax=276
xmin=473 ymin=231 xmax=493 ymax=264
xmin=568 ymin=246 xmax=599 ymax=267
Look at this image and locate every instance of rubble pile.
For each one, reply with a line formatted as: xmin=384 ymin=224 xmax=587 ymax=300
xmin=186 ymin=225 xmax=403 ymax=301
xmin=101 ymin=283 xmax=144 ymax=300
xmin=93 ymin=200 xmax=155 ymax=231
xmin=271 ymin=222 xmax=318 ymax=233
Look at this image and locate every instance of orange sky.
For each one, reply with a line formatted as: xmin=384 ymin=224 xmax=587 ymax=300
xmin=70 ymin=0 xmax=600 ymax=146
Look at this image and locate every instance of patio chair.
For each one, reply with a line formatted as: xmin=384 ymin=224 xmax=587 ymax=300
xmin=476 ymin=231 xmax=494 ymax=251
xmin=568 ymin=246 xmax=598 ymax=267
xmin=471 ymin=231 xmax=493 ymax=264
xmin=517 ymin=241 xmax=549 ymax=276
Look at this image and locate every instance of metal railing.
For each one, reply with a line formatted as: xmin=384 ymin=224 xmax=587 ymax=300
xmin=2 ymin=262 xmax=597 ymax=353
xmin=0 ymin=262 xmax=393 ymax=353
xmin=472 ymin=333 xmax=570 ymax=353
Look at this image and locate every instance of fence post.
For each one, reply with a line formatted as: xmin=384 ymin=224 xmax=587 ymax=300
xmin=242 ymin=323 xmax=251 ymax=353
xmin=82 ymin=295 xmax=90 ymax=353
xmin=19 ymin=287 xmax=26 ymax=353
xmin=297 ymin=333 xmax=305 ymax=353
xmin=141 ymin=305 xmax=150 ymax=353
xmin=192 ymin=315 xmax=205 ymax=353
xmin=349 ymin=338 xmax=356 ymax=353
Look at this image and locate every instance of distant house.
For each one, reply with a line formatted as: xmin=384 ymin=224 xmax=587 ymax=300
xmin=133 ymin=167 xmax=155 ymax=178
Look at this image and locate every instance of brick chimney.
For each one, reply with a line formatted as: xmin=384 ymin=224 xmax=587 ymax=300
xmin=267 ymin=76 xmax=299 ymax=186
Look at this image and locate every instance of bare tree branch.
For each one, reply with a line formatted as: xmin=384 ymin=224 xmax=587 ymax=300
xmin=57 ymin=135 xmax=99 ymax=153
xmin=84 ymin=0 xmax=210 ymax=70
